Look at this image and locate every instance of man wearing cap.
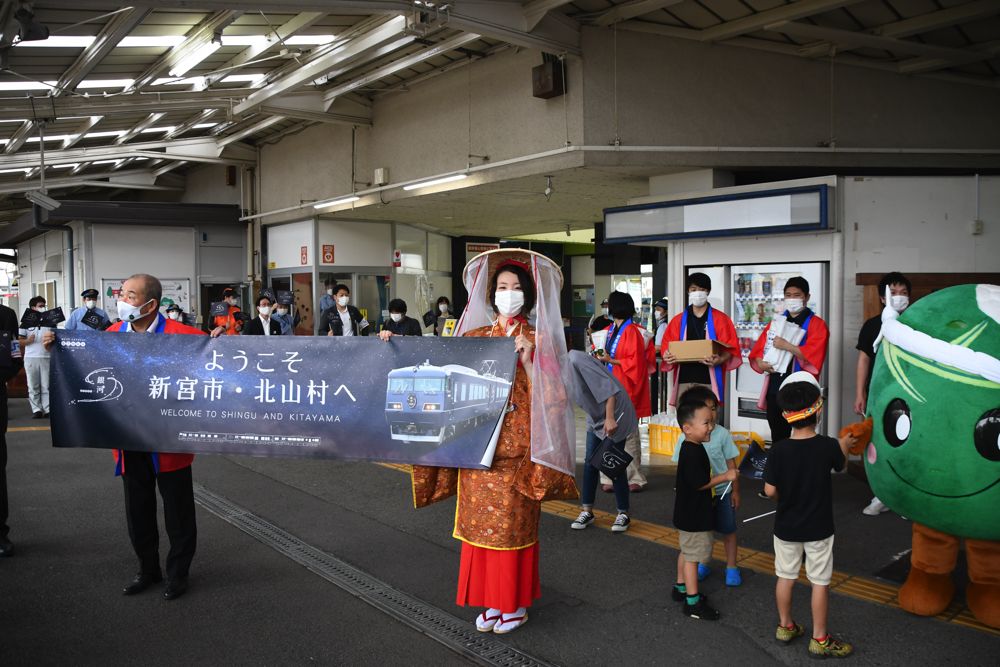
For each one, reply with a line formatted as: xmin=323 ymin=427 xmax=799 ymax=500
xmin=47 ymin=274 xmax=205 ymax=599
xmin=242 ymin=294 xmax=282 ymax=336
xmin=63 ymin=288 xmax=110 ymax=331
xmin=587 ymin=299 xmax=612 ymax=342
xmin=164 ymin=303 xmax=191 ymax=327
xmin=210 ymin=287 xmax=243 ymax=337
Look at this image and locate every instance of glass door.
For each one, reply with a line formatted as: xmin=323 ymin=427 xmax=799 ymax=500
xmin=355 ymin=273 xmax=391 ymax=333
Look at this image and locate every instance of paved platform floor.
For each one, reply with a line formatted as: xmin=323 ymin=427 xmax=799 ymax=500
xmin=1 ymin=398 xmax=996 ymax=665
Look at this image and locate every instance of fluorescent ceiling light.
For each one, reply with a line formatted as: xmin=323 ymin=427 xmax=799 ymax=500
xmin=76 ymin=79 xmax=134 ymax=89
xmin=220 ymin=35 xmax=269 ymax=47
xmin=140 ymin=126 xmax=176 ymax=134
xmin=169 ymin=42 xmax=221 ymax=77
xmin=27 ymin=134 xmax=72 ymax=143
xmin=286 ymin=35 xmax=336 ymax=45
xmin=50 ymin=163 xmax=81 ymax=169
xmin=0 ymin=168 xmax=30 ymax=174
xmin=0 ymin=81 xmax=50 ymax=91
xmin=192 ymin=123 xmax=219 ymax=129
xmin=118 ymin=35 xmax=186 ymax=48
xmin=402 ymin=174 xmax=467 ymax=191
xmin=14 ymin=36 xmax=95 ymax=48
xmin=314 ymin=196 xmax=360 ymax=210
xmin=90 ymin=159 xmax=121 ymax=165
xmin=221 ymin=73 xmax=265 ymax=84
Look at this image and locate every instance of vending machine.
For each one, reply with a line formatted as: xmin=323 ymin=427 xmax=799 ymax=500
xmin=687 ymin=263 xmax=827 ymax=440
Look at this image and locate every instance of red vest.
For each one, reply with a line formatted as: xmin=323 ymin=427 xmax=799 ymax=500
xmin=107 ymin=316 xmax=206 ymax=475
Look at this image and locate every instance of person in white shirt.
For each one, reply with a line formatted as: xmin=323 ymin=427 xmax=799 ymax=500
xmin=242 ymin=294 xmax=282 ymax=336
xmin=18 ymin=296 xmax=51 ymax=418
xmin=321 ymin=284 xmax=368 ymax=337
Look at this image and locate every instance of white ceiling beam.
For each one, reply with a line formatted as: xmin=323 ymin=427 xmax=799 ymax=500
xmin=154 ymin=160 xmax=188 ymax=177
xmin=0 ymin=137 xmax=234 ymax=171
xmin=57 ymin=8 xmax=152 ymax=93
xmin=0 ymin=93 xmax=239 ymax=122
xmin=593 ymin=0 xmax=687 ymax=27
xmin=204 ymin=12 xmax=327 ymax=87
xmin=233 ymin=16 xmax=409 ymax=115
xmin=217 ymin=115 xmax=286 ymax=147
xmin=128 ymin=11 xmax=243 ymax=91
xmin=767 ymin=20 xmax=994 ymax=63
xmin=618 ymin=19 xmax=1000 ymax=88
xmin=61 ymin=116 xmax=104 ymax=150
xmin=4 ymin=121 xmax=34 ymax=154
xmin=114 ymin=113 xmax=168 ymax=145
xmin=258 ymin=104 xmax=370 ymax=126
xmin=898 ymin=39 xmax=1000 ymax=74
xmin=450 ymin=2 xmax=581 ymax=55
xmin=163 ymin=109 xmax=219 ymax=140
xmin=322 ymin=32 xmax=481 ymax=108
xmin=523 ymin=0 xmax=575 ymax=31
xmin=0 ymin=169 xmax=179 ymax=195
xmin=699 ymin=0 xmax=867 ymax=42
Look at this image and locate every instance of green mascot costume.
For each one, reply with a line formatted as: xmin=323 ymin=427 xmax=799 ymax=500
xmin=865 ymin=283 xmax=1000 ymax=629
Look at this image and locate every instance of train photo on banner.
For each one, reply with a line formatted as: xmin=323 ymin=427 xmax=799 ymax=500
xmin=385 ymin=360 xmax=512 ymax=444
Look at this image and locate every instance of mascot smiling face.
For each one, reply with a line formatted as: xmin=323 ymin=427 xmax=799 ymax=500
xmin=865 ymin=284 xmax=1000 ymax=541
xmin=863 ymin=283 xmax=1000 ymax=629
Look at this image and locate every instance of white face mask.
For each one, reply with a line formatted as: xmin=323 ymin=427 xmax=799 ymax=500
xmin=34 ymin=305 xmax=45 ymax=312
xmin=327 ymin=288 xmax=334 ymax=296
xmin=688 ymin=290 xmax=709 ymax=308
xmin=258 ymin=305 xmax=271 ymax=316
xmin=227 ymin=298 xmax=238 ymax=307
xmin=655 ymin=310 xmax=666 ymax=322
xmin=494 ymin=290 xmax=524 ymax=317
xmin=337 ymin=295 xmax=349 ymax=307
xmin=439 ymin=304 xmax=448 ymax=313
xmin=167 ymin=311 xmax=181 ymax=321
xmin=601 ymin=307 xmax=609 ymax=316
xmin=784 ymin=298 xmax=805 ymax=315
xmin=117 ymin=298 xmax=153 ymax=323
xmin=84 ymin=300 xmax=96 ymax=310
xmin=276 ymin=308 xmax=288 ymax=316
xmin=390 ymin=313 xmax=402 ymax=322
xmin=889 ymin=295 xmax=909 ymax=312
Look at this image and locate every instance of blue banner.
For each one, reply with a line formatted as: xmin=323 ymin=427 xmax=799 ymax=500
xmin=50 ymin=330 xmax=517 ymax=469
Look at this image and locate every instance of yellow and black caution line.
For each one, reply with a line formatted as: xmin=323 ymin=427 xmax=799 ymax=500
xmin=381 ymin=463 xmax=998 ymax=637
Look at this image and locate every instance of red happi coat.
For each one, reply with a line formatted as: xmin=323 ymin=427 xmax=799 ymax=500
xmin=659 ymin=306 xmax=742 ymax=406
xmin=748 ymin=311 xmax=829 ymax=409
xmin=107 ymin=316 xmax=207 ymax=475
xmin=607 ymin=322 xmax=652 ymax=419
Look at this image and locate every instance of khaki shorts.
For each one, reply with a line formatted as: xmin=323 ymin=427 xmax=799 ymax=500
xmin=679 ymin=530 xmax=713 ymax=563
xmin=773 ymin=535 xmax=835 ymax=586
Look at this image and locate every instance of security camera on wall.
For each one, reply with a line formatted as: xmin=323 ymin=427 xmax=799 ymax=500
xmin=26 ymin=191 xmax=61 ymax=211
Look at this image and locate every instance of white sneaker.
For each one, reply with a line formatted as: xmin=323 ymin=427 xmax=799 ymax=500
xmin=862 ymin=497 xmax=890 ymax=516
xmin=493 ymin=608 xmax=528 ymax=634
xmin=611 ymin=513 xmax=631 ymax=532
xmin=570 ymin=511 xmax=595 ymax=530
xmin=475 ymin=608 xmax=502 ymax=632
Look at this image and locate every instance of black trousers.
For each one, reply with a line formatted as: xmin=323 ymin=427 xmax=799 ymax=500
xmin=765 ymin=379 xmax=792 ymax=445
xmin=121 ymin=451 xmax=197 ymax=580
xmin=0 ymin=381 xmax=8 ymax=538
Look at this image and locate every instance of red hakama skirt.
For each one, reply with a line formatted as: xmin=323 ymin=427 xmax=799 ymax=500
xmin=456 ymin=542 xmax=540 ymax=613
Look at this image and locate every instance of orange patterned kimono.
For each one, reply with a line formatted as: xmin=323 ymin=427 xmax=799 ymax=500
xmin=411 ymin=321 xmax=578 ymax=611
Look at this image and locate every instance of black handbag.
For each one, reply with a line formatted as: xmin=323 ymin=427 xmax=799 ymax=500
xmin=587 ymin=436 xmax=633 ymax=480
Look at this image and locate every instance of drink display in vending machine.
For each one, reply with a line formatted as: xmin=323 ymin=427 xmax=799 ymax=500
xmin=728 ymin=263 xmax=826 ymax=438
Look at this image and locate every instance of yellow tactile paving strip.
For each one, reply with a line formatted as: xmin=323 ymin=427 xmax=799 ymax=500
xmin=380 ymin=462 xmax=998 ymax=637
xmin=9 ymin=426 xmax=53 ymax=432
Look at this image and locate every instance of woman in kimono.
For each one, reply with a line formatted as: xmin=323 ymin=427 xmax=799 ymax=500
xmin=410 ymin=249 xmax=578 ymax=635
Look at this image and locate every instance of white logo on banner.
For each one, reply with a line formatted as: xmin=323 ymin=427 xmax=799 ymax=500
xmin=71 ymin=367 xmax=123 ymax=404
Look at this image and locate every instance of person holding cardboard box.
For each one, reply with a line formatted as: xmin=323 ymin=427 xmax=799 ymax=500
xmin=661 ymin=273 xmax=742 ymax=408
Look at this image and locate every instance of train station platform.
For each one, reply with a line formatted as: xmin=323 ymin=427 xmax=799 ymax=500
xmin=2 ymin=398 xmax=996 ymax=666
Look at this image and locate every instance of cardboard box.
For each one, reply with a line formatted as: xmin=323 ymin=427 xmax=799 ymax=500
xmin=668 ymin=339 xmax=727 ymax=362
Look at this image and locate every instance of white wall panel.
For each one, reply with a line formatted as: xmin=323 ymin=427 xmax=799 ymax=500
xmin=317 ymin=219 xmax=391 ymax=267
xmin=266 ymin=220 xmax=314 ymax=269
xmin=91 ymin=225 xmax=196 ymax=281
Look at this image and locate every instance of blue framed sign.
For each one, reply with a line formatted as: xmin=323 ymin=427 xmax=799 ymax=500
xmin=603 ymin=184 xmax=830 ymax=244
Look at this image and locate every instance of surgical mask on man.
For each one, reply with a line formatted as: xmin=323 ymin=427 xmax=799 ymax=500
xmin=439 ymin=304 xmax=448 ymax=314
xmin=784 ymin=298 xmax=805 ymax=315
xmin=34 ymin=305 xmax=45 ymax=312
xmin=390 ymin=313 xmax=402 ymax=323
xmin=117 ymin=298 xmax=153 ymax=323
xmin=276 ymin=308 xmax=288 ymax=317
xmin=688 ymin=291 xmax=709 ymax=308
xmin=84 ymin=299 xmax=96 ymax=310
xmin=601 ymin=307 xmax=609 ymax=317
xmin=655 ymin=310 xmax=666 ymax=322
xmin=337 ymin=295 xmax=349 ymax=308
xmin=226 ymin=297 xmax=238 ymax=307
xmin=167 ymin=311 xmax=181 ymax=321
xmin=327 ymin=288 xmax=334 ymax=296
xmin=258 ymin=305 xmax=271 ymax=316
xmin=494 ymin=290 xmax=524 ymax=317
xmin=890 ymin=295 xmax=909 ymax=312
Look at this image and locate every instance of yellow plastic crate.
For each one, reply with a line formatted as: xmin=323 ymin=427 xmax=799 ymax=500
xmin=649 ymin=423 xmax=682 ymax=457
xmin=730 ymin=431 xmax=765 ymax=466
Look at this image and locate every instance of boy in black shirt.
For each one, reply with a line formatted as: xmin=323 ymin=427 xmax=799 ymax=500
xmin=672 ymin=400 xmax=737 ymax=620
xmin=763 ymin=372 xmax=856 ymax=659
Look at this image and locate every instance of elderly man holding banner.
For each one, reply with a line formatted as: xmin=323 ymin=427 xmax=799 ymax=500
xmin=46 ymin=274 xmax=204 ymax=600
